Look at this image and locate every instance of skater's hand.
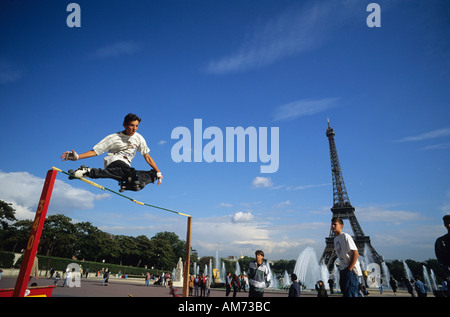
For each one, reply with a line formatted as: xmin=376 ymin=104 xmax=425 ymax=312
xmin=61 ymin=150 xmax=79 ymax=161
xmin=157 ymin=172 xmax=163 ymax=185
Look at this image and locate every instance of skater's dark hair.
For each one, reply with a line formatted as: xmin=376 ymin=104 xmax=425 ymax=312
xmin=123 ymin=113 xmax=141 ymax=124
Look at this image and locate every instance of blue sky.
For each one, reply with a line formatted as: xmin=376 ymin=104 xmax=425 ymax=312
xmin=1 ymin=0 xmax=449 ymax=262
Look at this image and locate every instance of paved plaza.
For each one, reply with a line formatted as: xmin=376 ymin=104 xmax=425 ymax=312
xmin=0 ymin=275 xmax=416 ymax=298
xmin=2 ymin=275 xmax=446 ymax=315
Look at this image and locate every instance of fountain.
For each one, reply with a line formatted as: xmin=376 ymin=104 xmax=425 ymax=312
xmin=283 ymin=270 xmax=292 ymax=288
xmin=361 ymin=243 xmax=375 ymax=270
xmin=215 ymin=249 xmax=220 ymax=271
xmin=212 ymin=249 xmax=222 ymax=283
xmin=221 ymin=262 xmax=226 ymax=282
xmin=332 ymin=262 xmax=340 ymax=291
xmin=430 ymin=269 xmax=438 ymax=291
xmin=171 ymin=268 xmax=176 ymax=281
xmin=402 ymin=260 xmax=413 ymax=281
xmin=293 ymin=247 xmax=330 ymax=290
xmin=381 ymin=262 xmax=391 ymax=287
xmin=266 ymin=261 xmax=279 ymax=290
xmin=422 ymin=266 xmax=436 ymax=291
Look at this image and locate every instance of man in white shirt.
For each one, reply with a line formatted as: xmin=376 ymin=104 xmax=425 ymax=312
xmin=61 ymin=113 xmax=162 ymax=191
xmin=332 ymin=217 xmax=362 ymax=297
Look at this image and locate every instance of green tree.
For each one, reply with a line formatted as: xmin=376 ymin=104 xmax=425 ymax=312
xmin=74 ymin=221 xmax=109 ymax=261
xmin=114 ymin=235 xmax=140 ymax=266
xmin=152 ymin=231 xmax=186 ymax=260
xmin=0 ymin=201 xmax=18 ymax=250
xmin=148 ymin=237 xmax=176 ymax=270
xmin=41 ymin=214 xmax=77 ymax=258
xmin=4 ymin=219 xmax=33 ymax=252
xmin=271 ymin=259 xmax=296 ymax=275
xmin=135 ymin=235 xmax=153 ymax=267
xmin=198 ymin=256 xmax=213 ymax=274
xmin=0 ymin=200 xmax=17 ymax=230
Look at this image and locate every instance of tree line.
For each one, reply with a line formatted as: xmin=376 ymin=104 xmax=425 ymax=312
xmin=0 ymin=200 xmax=189 ymax=271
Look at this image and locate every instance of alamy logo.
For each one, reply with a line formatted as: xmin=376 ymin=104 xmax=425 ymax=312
xmin=65 ymin=263 xmax=81 ymax=288
xmin=171 ymin=119 xmax=279 ymax=173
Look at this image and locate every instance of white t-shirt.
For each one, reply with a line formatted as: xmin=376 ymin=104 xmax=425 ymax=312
xmin=334 ymin=232 xmax=362 ymax=276
xmin=93 ymin=131 xmax=150 ymax=168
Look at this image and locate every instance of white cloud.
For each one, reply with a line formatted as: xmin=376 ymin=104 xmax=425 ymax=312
xmin=251 ymin=176 xmax=273 ymax=188
xmin=272 ymin=98 xmax=338 ymax=122
xmin=0 ymin=171 xmax=110 ymax=220
xmin=90 ymin=41 xmax=141 ymax=59
xmin=420 ymin=143 xmax=450 ymax=150
xmin=231 ymin=211 xmax=254 ymax=223
xmin=394 ymin=127 xmax=450 ymax=143
xmin=275 ymin=200 xmax=291 ymax=208
xmin=0 ymin=68 xmax=22 ymax=84
xmin=204 ymin=1 xmax=356 ymax=74
xmin=356 ymin=206 xmax=423 ymax=225
xmin=440 ymin=203 xmax=450 ymax=214
xmin=0 ymin=58 xmax=23 ymax=84
xmin=286 ymin=183 xmax=330 ymax=191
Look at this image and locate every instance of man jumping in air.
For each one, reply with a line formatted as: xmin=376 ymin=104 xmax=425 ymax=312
xmin=61 ymin=113 xmax=163 ymax=192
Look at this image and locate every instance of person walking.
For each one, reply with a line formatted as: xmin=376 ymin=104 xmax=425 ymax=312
xmin=194 ymin=274 xmax=199 ymax=296
xmin=62 ymin=268 xmax=71 ymax=287
xmin=288 ymin=274 xmax=301 ymax=297
xmin=145 ymin=272 xmax=150 ymax=287
xmin=414 ymin=277 xmax=427 ymax=297
xmin=188 ymin=274 xmax=194 ymax=296
xmin=225 ymin=272 xmax=232 ymax=296
xmin=404 ymin=278 xmax=415 ymax=297
xmin=205 ymin=275 xmax=211 ymax=297
xmin=389 ymin=277 xmax=398 ymax=295
xmin=102 ymin=269 xmax=109 ymax=286
xmin=327 ymin=276 xmax=334 ymax=294
xmin=232 ymin=274 xmax=240 ymax=297
xmin=168 ymin=281 xmax=179 ymax=297
xmin=200 ymin=273 xmax=206 ymax=297
xmin=240 ymin=275 xmax=247 ymax=292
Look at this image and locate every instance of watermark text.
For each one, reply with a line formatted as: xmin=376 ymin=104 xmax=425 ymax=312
xmin=171 ymin=119 xmax=279 ymax=173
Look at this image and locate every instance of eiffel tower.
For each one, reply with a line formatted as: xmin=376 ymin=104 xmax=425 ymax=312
xmin=320 ymin=119 xmax=383 ymax=270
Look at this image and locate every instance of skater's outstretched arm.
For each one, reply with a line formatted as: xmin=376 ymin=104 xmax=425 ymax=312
xmin=144 ymin=153 xmax=163 ymax=185
xmin=61 ymin=150 xmax=97 ymax=161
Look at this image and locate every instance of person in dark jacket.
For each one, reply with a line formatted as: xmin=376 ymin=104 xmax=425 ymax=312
xmin=288 ymin=273 xmax=301 ymax=297
xmin=315 ymin=280 xmax=328 ymax=297
xmin=435 ymin=215 xmax=450 ymax=278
